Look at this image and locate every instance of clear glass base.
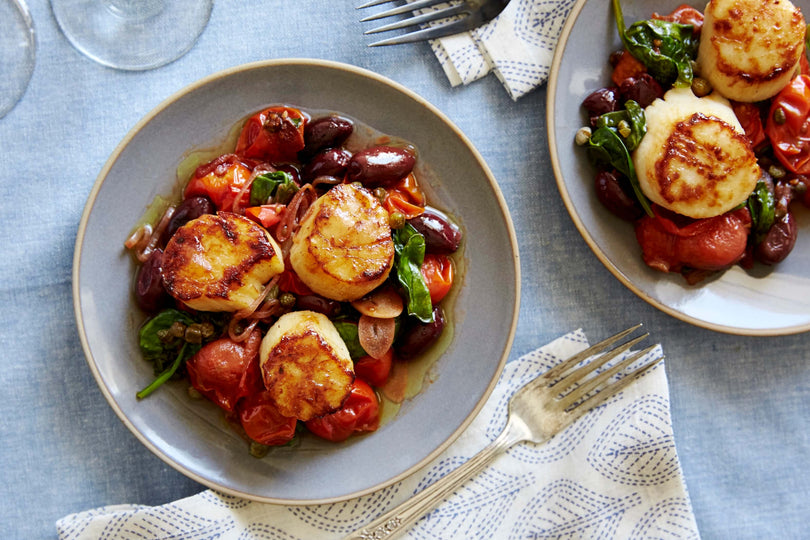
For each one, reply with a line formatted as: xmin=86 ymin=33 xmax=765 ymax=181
xmin=51 ymin=0 xmax=212 ymax=71
xmin=0 ymin=0 xmax=36 ymax=118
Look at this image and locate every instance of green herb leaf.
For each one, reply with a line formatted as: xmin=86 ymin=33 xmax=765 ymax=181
xmin=393 ymin=224 xmax=433 ymax=323
xmin=333 ymin=321 xmax=367 ymax=360
xmin=596 ymin=100 xmax=647 ymax=151
xmin=747 ymin=177 xmax=776 ymax=244
xmin=136 ymin=309 xmax=202 ymax=398
xmin=249 ymin=171 xmax=298 ymax=206
xmin=613 ymin=0 xmax=698 ymax=88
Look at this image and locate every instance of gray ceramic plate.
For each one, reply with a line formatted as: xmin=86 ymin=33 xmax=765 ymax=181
xmin=73 ymin=59 xmax=519 ymax=503
xmin=548 ymin=0 xmax=810 ymax=336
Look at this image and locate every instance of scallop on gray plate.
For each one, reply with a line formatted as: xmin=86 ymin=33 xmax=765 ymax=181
xmin=548 ymin=0 xmax=810 ymax=336
xmin=72 ymin=59 xmax=520 ymax=503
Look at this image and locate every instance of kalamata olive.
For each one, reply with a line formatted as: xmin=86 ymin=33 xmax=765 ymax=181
xmin=755 ymin=211 xmax=798 ymax=265
xmin=347 ymin=146 xmax=416 ymax=187
xmin=395 ymin=306 xmax=445 ymax=360
xmin=582 ymin=87 xmax=620 ymax=119
xmin=293 ymin=295 xmax=342 ymax=318
xmin=161 ymin=196 xmax=215 ymax=245
xmin=619 ymin=73 xmax=664 ymax=108
xmin=594 ymin=170 xmax=643 ymax=221
xmin=407 ymin=206 xmax=462 ymax=254
xmin=301 ymin=115 xmax=354 ymax=158
xmin=302 ymin=148 xmax=352 ymax=182
xmin=135 ymin=248 xmax=168 ymax=312
xmin=774 ymin=179 xmax=795 ymax=216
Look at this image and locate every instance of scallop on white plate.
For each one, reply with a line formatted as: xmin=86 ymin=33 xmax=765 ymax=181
xmin=548 ymin=0 xmax=810 ymax=336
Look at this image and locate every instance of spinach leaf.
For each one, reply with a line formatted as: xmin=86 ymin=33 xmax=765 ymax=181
xmin=333 ymin=320 xmax=367 ymax=360
xmin=587 ymin=126 xmax=653 ymax=217
xmin=747 ymin=177 xmax=776 ymax=244
xmin=249 ymin=171 xmax=298 ymax=206
xmin=393 ymin=224 xmax=434 ymax=323
xmin=595 ymin=100 xmax=647 ymax=151
xmin=612 ymin=0 xmax=698 ymax=88
xmin=136 ymin=309 xmax=202 ymax=399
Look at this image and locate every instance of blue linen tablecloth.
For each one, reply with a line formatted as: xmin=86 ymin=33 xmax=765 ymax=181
xmin=1 ymin=1 xmax=808 ymax=538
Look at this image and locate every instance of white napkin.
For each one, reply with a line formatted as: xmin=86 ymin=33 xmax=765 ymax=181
xmin=56 ymin=329 xmax=699 ymax=539
xmin=428 ymin=0 xmax=577 ymax=99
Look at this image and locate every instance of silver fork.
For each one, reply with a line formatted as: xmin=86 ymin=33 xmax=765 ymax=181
xmin=357 ymin=0 xmax=511 ymax=47
xmin=343 ymin=324 xmax=662 ymax=540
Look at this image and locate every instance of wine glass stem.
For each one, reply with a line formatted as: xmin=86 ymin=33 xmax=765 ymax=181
xmin=106 ymin=0 xmax=163 ymax=20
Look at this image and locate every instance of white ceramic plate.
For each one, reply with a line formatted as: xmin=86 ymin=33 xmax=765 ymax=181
xmin=548 ymin=0 xmax=810 ymax=336
xmin=73 ymin=59 xmax=520 ymax=503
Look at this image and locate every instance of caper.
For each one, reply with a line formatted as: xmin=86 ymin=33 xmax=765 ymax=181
xmin=389 ymin=211 xmax=406 ymax=229
xmin=768 ymin=164 xmax=787 ymax=179
xmin=575 ymin=126 xmax=592 ymax=146
xmin=249 ymin=441 xmax=270 ymax=458
xmin=691 ymin=77 xmax=712 ymax=97
xmin=187 ymin=386 xmax=203 ymax=399
xmin=373 ymin=186 xmax=387 ymax=203
xmin=184 ymin=325 xmax=203 ymax=344
xmin=279 ymin=292 xmax=296 ymax=308
xmin=617 ymin=120 xmax=631 ymax=139
xmin=773 ymin=107 xmax=787 ymax=125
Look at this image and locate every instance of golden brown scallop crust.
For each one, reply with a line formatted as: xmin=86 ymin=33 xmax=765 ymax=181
xmin=161 ymin=212 xmax=284 ymax=311
xmin=290 ymin=183 xmax=395 ymax=301
xmin=261 ymin=330 xmax=354 ymax=421
xmin=652 ymin=112 xmax=758 ymax=215
xmin=698 ymin=0 xmax=805 ymax=101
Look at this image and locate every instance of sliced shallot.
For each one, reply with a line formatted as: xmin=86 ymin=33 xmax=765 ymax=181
xmin=357 ymin=314 xmax=396 ymax=360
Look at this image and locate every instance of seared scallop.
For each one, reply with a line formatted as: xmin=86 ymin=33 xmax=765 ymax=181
xmin=161 ymin=212 xmax=284 ymax=312
xmin=698 ymin=0 xmax=806 ymax=102
xmin=633 ymin=87 xmax=760 ymax=219
xmin=290 ymin=183 xmax=395 ymax=301
xmin=259 ymin=310 xmax=354 ymax=422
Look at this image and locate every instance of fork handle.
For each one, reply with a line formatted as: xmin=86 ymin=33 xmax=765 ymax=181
xmin=342 ymin=419 xmax=525 ymax=540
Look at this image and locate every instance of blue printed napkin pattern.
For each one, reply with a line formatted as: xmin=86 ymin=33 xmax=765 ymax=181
xmin=430 ymin=0 xmax=577 ymax=99
xmin=57 ymin=329 xmax=699 ymax=539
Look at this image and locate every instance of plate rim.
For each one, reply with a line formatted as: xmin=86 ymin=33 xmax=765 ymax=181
xmin=546 ymin=0 xmax=810 ymax=337
xmin=71 ymin=58 xmax=522 ymax=503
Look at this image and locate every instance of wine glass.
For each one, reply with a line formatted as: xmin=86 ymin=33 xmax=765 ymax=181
xmin=0 ymin=0 xmax=36 ymax=118
xmin=51 ymin=0 xmax=213 ymax=71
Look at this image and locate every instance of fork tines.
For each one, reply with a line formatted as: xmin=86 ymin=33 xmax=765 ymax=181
xmin=550 ymin=324 xmax=663 ymax=412
xmin=357 ymin=0 xmax=489 ymax=47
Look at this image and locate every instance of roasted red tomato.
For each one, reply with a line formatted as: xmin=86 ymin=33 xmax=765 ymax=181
xmin=184 ymin=154 xmax=253 ymax=212
xmin=237 ymin=390 xmax=298 ymax=446
xmin=185 ymin=329 xmax=262 ymax=413
xmin=421 ymin=253 xmax=454 ymax=304
xmin=635 ymin=207 xmax=752 ymax=274
xmin=652 ymin=5 xmax=704 ymax=34
xmin=354 ymin=348 xmax=393 ymax=387
xmin=235 ymin=106 xmax=306 ymax=163
xmin=305 ymin=379 xmax=380 ymax=442
xmin=732 ymin=101 xmax=767 ymax=150
xmin=383 ymin=173 xmax=425 ymax=220
xmin=765 ymin=74 xmax=810 ymax=174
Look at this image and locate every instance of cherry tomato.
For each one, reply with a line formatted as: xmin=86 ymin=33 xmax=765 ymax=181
xmin=244 ymin=204 xmax=285 ymax=229
xmin=383 ymin=173 xmax=425 ymax=219
xmin=237 ymin=390 xmax=298 ymax=446
xmin=652 ymin=5 xmax=704 ymax=34
xmin=354 ymin=348 xmax=393 ymax=387
xmin=732 ymin=101 xmax=767 ymax=150
xmin=184 ymin=154 xmax=252 ymax=212
xmin=635 ymin=207 xmax=751 ymax=273
xmin=420 ymin=253 xmax=454 ymax=304
xmin=185 ymin=330 xmax=262 ymax=413
xmin=765 ymin=74 xmax=810 ymax=174
xmin=610 ymin=50 xmax=646 ymax=87
xmin=305 ymin=379 xmax=380 ymax=442
xmin=277 ymin=269 xmax=313 ymax=296
xmin=235 ymin=106 xmax=306 ymax=163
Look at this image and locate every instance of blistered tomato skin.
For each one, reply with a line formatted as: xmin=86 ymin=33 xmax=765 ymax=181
xmin=635 ymin=208 xmax=752 ymax=273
